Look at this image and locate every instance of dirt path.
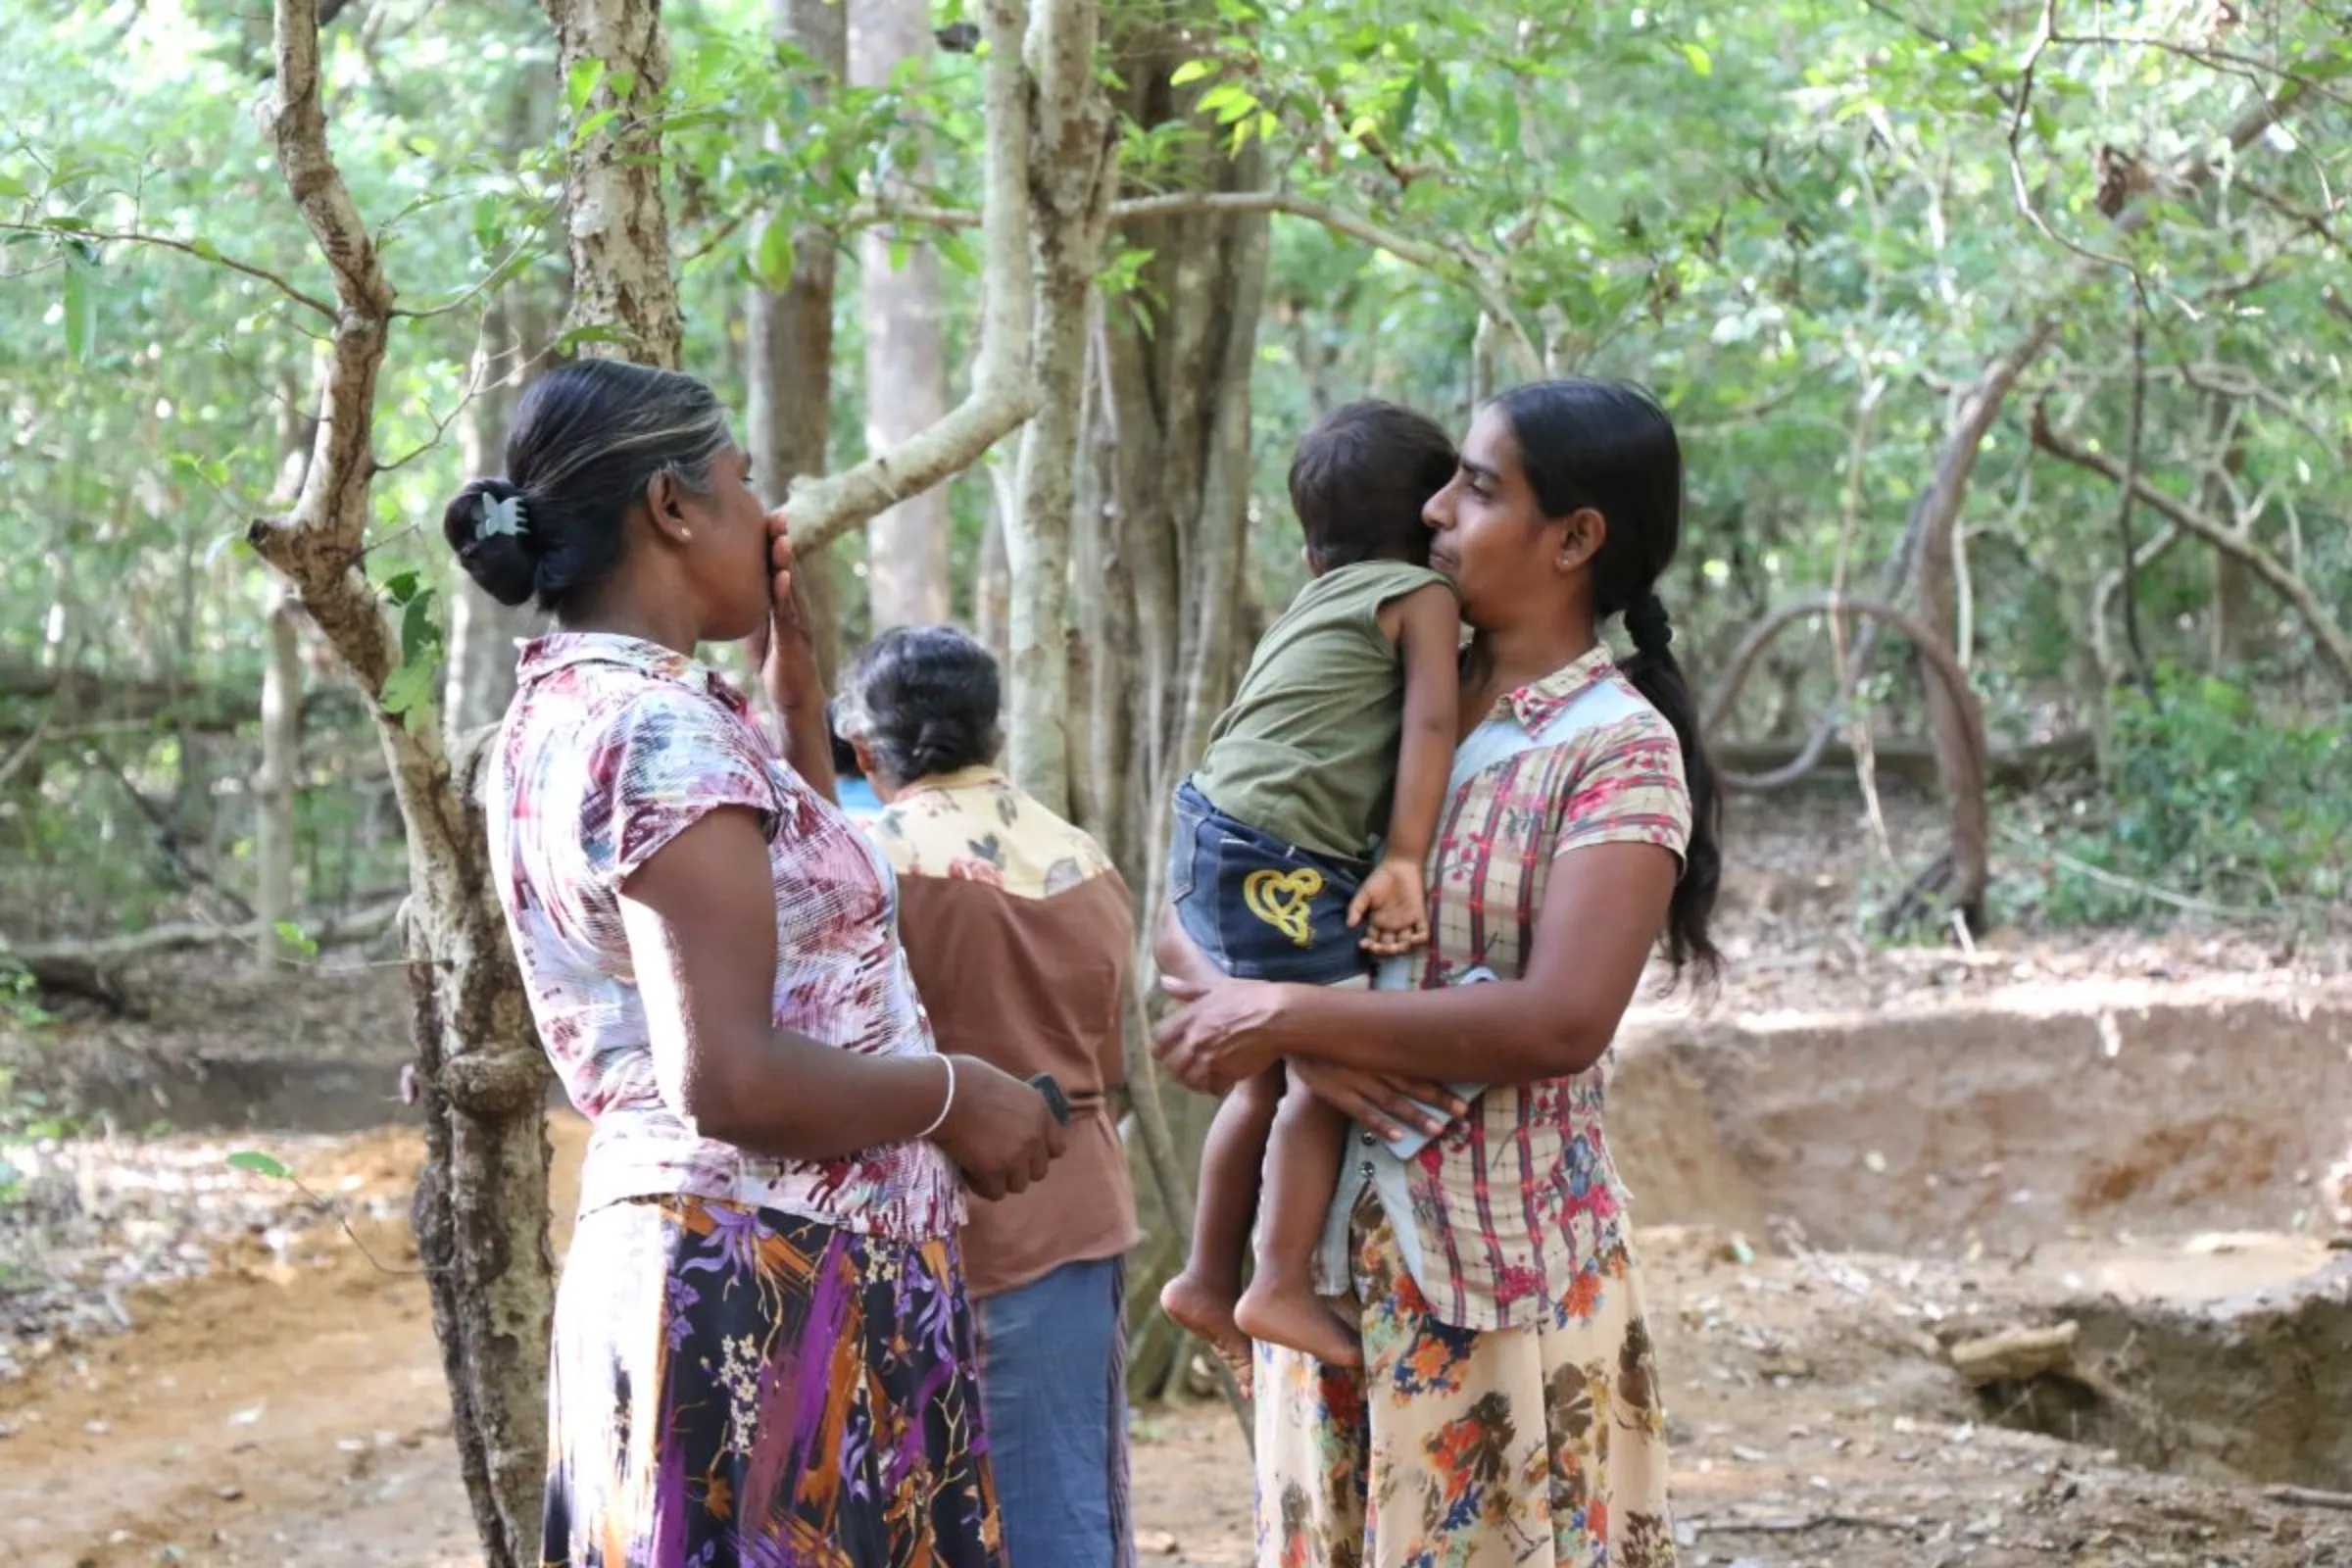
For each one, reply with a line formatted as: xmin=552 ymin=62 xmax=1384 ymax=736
xmin=0 ymin=1118 xmax=1257 ymax=1568
xmin=8 ymin=1123 xmax=2352 ymax=1566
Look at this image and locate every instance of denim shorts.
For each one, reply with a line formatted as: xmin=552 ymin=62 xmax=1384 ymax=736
xmin=1167 ymin=779 xmax=1373 ymax=985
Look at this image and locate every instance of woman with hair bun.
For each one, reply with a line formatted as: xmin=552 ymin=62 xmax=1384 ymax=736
xmin=446 ymin=356 xmax=1064 ymax=1567
xmin=839 ymin=625 xmax=1142 ymax=1568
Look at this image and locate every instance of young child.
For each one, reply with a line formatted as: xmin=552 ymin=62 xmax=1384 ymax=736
xmin=1158 ymin=400 xmax=1461 ymax=1371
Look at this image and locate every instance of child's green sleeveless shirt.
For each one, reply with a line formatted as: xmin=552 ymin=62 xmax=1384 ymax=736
xmin=1189 ymin=560 xmax=1453 ymax=861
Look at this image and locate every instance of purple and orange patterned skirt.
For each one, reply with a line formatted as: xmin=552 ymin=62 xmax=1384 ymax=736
xmin=543 ymin=1194 xmax=1005 ymax=1567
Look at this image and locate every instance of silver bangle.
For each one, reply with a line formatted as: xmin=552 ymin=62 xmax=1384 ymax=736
xmin=917 ymin=1055 xmax=956 ymax=1140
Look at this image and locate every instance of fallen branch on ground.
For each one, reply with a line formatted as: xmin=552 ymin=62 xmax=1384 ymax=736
xmin=1950 ymin=1321 xmax=2080 ymax=1385
xmin=6 ymin=897 xmax=404 ymax=967
xmin=1714 ymin=732 xmax=2092 ymax=794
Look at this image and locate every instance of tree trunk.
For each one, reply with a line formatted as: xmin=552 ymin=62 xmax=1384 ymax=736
xmin=444 ymin=287 xmax=549 ymax=733
xmin=1002 ymin=0 xmax=1116 ymax=813
xmin=2211 ymin=555 xmax=2261 ymax=670
xmin=253 ymin=579 xmax=303 ymax=969
xmin=251 ymin=8 xmax=553 ymax=1564
xmin=974 ymin=483 xmax=1010 ymax=668
xmin=542 ymin=0 xmax=683 ymax=367
xmin=854 ymin=0 xmax=955 ymax=631
xmin=1073 ymin=35 xmax=1270 ymax=900
xmin=747 ymin=0 xmax=850 ymax=687
xmin=1902 ymin=346 xmax=2031 ymax=930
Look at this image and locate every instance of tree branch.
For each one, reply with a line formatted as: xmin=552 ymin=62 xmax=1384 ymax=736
xmin=2050 ymin=30 xmax=2352 ymax=111
xmin=1750 ymin=60 xmax=2323 ymax=794
xmin=2007 ymin=0 xmax=2140 ymax=278
xmin=2114 ymin=313 xmax=2153 ymax=692
xmin=1857 ymin=0 xmax=2014 ymax=106
xmin=2030 ymin=405 xmax=2352 ymax=689
xmin=783 ymin=0 xmax=1040 ymax=553
xmin=1110 ymin=189 xmax=1543 ymax=375
xmin=845 ymin=186 xmax=1545 ymax=379
xmin=0 ymin=221 xmax=335 ymax=317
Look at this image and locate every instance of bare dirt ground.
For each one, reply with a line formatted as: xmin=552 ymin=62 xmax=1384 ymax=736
xmin=6 ymin=1114 xmax=2349 ymax=1567
xmin=6 ymin=786 xmax=2352 ymax=1566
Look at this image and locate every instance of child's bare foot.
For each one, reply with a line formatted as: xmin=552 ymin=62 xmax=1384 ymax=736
xmin=1236 ymin=1277 xmax=1361 ymax=1369
xmin=1161 ymin=1271 xmax=1255 ymax=1393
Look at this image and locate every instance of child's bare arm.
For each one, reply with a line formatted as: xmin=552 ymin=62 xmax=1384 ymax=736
xmin=1348 ymin=583 xmax=1461 ymax=952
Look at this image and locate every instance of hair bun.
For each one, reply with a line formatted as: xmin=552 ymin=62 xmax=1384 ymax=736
xmin=442 ymin=477 xmax=541 ymax=609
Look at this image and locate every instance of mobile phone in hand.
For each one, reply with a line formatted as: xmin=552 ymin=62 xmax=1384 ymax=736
xmin=1029 ymin=1073 xmax=1073 ymax=1126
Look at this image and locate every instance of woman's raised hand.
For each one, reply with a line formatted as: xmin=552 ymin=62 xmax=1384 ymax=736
xmin=750 ymin=509 xmax=823 ymax=719
xmin=931 ymin=1055 xmax=1069 ymax=1201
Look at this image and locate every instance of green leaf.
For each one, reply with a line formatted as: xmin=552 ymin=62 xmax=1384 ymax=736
xmin=1169 ymin=59 xmax=1217 ymax=87
xmin=935 ymin=227 xmax=979 ymax=277
xmin=0 ymin=172 xmax=28 ymax=202
xmin=1681 ymin=41 xmax=1713 ymax=77
xmin=400 ymin=589 xmax=441 ymax=666
xmin=381 ymin=568 xmax=423 ymax=606
xmin=1394 ymin=75 xmax=1422 ymax=138
xmin=753 ymin=220 xmax=797 ymax=291
xmin=226 ymin=1151 xmax=291 ymax=1180
xmin=571 ymin=109 xmax=621 ymax=148
xmin=1198 ymin=82 xmax=1257 ymax=124
xmin=273 ymin=920 xmax=319 ymax=959
xmin=566 ymin=58 xmax=607 ymax=115
xmin=380 ymin=659 xmax=438 ymax=730
xmin=554 ymin=322 xmax=629 ymax=354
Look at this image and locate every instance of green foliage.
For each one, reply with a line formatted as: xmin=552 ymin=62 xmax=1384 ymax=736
xmin=2 ymin=0 xmax=2348 ymax=949
xmin=380 ymin=569 xmax=444 ymax=731
xmin=225 ymin=1149 xmax=293 ymax=1181
xmin=2029 ymin=670 xmax=2350 ymax=923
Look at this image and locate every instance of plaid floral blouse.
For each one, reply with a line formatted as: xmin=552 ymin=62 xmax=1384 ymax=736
xmin=1322 ymin=646 xmax=1691 ymax=1330
xmin=486 ymin=634 xmax=960 ymax=1241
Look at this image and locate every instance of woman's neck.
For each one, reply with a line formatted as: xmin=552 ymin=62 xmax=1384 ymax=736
xmin=559 ymin=592 xmax=702 ymax=661
xmin=1469 ymin=614 xmax=1597 ymax=700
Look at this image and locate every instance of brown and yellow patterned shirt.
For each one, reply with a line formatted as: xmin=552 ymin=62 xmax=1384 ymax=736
xmin=863 ymin=767 xmax=1143 ymax=1298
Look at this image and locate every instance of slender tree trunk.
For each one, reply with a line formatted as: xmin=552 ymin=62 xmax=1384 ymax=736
xmin=1074 ymin=37 xmax=1269 ymax=899
xmin=854 ymin=0 xmax=954 ymax=631
xmin=974 ymin=486 xmax=1010 ymax=668
xmin=252 ymin=8 xmax=555 ymax=1564
xmin=1002 ymin=0 xmax=1115 ymax=813
xmin=254 ymin=580 xmax=303 ymax=969
xmin=543 ymin=0 xmax=683 ymax=367
xmin=747 ymin=0 xmax=850 ymax=686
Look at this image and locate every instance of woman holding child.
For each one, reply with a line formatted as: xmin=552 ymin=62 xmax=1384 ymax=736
xmin=1155 ymin=378 xmax=1720 ymax=1568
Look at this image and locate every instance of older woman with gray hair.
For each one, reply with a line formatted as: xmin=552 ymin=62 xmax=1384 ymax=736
xmin=842 ymin=625 xmax=1141 ymax=1568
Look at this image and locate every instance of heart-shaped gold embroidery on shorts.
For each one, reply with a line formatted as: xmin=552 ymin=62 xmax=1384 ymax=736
xmin=1242 ymin=866 xmax=1327 ymax=950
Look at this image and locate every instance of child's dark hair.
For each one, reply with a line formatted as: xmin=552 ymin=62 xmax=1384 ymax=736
xmin=1494 ymin=378 xmax=1722 ymax=982
xmin=1288 ymin=400 xmax=1457 ymax=573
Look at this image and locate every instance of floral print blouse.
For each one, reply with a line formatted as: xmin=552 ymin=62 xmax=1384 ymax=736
xmin=486 ymin=633 xmax=960 ymax=1241
xmin=1322 ymin=646 xmax=1692 ymax=1331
